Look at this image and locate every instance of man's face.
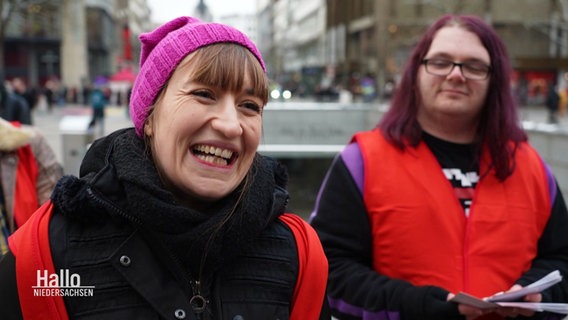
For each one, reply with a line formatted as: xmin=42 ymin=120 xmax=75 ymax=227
xmin=417 ymin=26 xmax=491 ymax=142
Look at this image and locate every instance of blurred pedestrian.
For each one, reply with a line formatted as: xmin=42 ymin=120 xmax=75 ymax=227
xmin=0 ymin=118 xmax=62 ymax=254
xmin=43 ymin=80 xmax=55 ymax=113
xmin=311 ymin=14 xmax=568 ymax=320
xmin=0 ymin=83 xmax=31 ymax=125
xmin=360 ymin=74 xmax=376 ymax=102
xmin=125 ymin=85 xmax=132 ymax=117
xmin=87 ymin=86 xmax=107 ymax=137
xmin=0 ymin=16 xmax=328 ymax=319
xmin=545 ymin=84 xmax=560 ymax=124
xmin=558 ymin=87 xmax=567 ymax=117
xmin=11 ymin=78 xmax=37 ymax=111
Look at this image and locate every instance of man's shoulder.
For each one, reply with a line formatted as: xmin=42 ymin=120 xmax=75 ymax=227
xmin=4 ymin=92 xmax=27 ymax=107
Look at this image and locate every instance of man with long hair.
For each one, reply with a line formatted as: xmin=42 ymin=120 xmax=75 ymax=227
xmin=311 ymin=14 xmax=568 ymax=319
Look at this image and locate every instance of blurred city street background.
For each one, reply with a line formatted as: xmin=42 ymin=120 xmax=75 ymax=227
xmin=32 ymin=100 xmax=568 ymax=167
xmin=30 ymin=98 xmax=568 ymax=218
xmin=3 ymin=1 xmax=568 ymax=217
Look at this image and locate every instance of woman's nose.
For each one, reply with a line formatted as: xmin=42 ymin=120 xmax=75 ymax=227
xmin=211 ymin=100 xmax=243 ymax=138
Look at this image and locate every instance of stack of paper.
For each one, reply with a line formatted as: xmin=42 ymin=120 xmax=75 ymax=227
xmin=450 ymin=270 xmax=568 ymax=314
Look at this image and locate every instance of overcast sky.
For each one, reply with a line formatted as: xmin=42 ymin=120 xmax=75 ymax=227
xmin=146 ymin=0 xmax=257 ymax=24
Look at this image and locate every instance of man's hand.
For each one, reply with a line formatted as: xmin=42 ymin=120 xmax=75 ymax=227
xmin=494 ymin=284 xmax=542 ymax=318
xmin=447 ymin=293 xmax=495 ymax=320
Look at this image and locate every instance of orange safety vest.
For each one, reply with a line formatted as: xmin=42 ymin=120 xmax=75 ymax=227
xmin=10 ymin=121 xmax=39 ymax=228
xmin=354 ymin=129 xmax=551 ymax=298
xmin=8 ymin=202 xmax=327 ymax=320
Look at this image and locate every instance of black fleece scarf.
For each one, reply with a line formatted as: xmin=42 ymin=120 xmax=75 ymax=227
xmin=54 ymin=129 xmax=289 ymax=278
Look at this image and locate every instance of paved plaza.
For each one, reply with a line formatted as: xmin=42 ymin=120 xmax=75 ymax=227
xmin=33 ymin=104 xmax=133 ymax=165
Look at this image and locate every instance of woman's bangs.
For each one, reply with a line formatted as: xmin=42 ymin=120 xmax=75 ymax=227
xmin=191 ymin=44 xmax=268 ymax=104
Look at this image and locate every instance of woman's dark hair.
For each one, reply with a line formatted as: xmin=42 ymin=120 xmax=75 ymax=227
xmin=379 ymin=14 xmax=527 ymax=181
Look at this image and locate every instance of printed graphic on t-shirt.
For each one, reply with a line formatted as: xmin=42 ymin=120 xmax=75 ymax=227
xmin=443 ymin=168 xmax=479 ymax=216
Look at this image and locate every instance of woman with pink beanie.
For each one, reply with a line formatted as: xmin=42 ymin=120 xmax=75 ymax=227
xmin=0 ymin=16 xmax=329 ymax=319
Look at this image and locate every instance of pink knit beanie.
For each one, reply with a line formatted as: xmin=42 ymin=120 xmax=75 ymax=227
xmin=129 ymin=16 xmax=266 ymax=137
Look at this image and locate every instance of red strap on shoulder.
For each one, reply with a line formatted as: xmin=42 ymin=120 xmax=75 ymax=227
xmin=279 ymin=213 xmax=328 ymax=320
xmin=14 ymin=144 xmax=39 ymax=227
xmin=8 ymin=201 xmax=69 ymax=320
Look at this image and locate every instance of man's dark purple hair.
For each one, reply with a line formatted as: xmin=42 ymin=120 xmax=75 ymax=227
xmin=379 ymin=14 xmax=527 ymax=181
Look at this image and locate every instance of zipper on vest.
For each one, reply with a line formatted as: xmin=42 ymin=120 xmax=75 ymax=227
xmin=87 ymin=188 xmax=143 ymax=226
xmin=190 ymin=279 xmax=208 ymax=316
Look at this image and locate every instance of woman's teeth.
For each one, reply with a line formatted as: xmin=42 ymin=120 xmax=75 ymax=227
xmin=194 ymin=145 xmax=234 ymax=165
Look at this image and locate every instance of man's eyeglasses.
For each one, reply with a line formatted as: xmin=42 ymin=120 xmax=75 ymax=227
xmin=422 ymin=59 xmax=491 ymax=80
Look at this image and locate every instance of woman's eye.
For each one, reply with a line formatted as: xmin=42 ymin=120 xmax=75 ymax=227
xmin=241 ymin=102 xmax=261 ymax=113
xmin=193 ymin=90 xmax=214 ymax=99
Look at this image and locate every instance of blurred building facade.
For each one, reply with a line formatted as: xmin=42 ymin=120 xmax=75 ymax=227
xmin=258 ymin=0 xmax=568 ymax=103
xmin=258 ymin=0 xmax=328 ymax=97
xmin=3 ymin=0 xmax=568 ymax=106
xmin=1 ymin=0 xmax=243 ymax=102
xmin=3 ymin=0 xmax=61 ymax=87
xmin=2 ymin=0 xmax=152 ymax=103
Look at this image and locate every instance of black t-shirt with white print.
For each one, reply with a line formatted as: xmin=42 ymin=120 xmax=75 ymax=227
xmin=422 ymin=131 xmax=479 ymax=216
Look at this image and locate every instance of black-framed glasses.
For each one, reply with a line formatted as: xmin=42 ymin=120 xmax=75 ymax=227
xmin=422 ymin=59 xmax=492 ymax=80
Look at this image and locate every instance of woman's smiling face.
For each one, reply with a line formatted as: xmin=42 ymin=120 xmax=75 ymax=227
xmin=144 ymin=45 xmax=267 ymax=206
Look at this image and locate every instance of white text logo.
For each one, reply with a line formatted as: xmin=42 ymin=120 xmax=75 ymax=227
xmin=33 ymin=269 xmax=94 ymax=297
